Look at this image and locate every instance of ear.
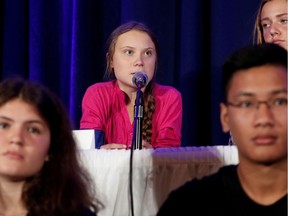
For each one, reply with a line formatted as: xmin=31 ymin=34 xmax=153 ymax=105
xmin=45 ymin=155 xmax=50 ymax=162
xmin=106 ymin=53 xmax=113 ymax=68
xmin=220 ymin=103 xmax=230 ymax=133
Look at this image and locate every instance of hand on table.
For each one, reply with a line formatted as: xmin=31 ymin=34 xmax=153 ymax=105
xmin=100 ymin=144 xmax=127 ymax=150
xmin=100 ymin=141 xmax=152 ymax=150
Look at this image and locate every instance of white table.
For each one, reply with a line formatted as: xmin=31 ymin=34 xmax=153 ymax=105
xmin=79 ymin=146 xmax=239 ymax=216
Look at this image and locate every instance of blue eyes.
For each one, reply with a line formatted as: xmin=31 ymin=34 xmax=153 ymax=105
xmin=0 ymin=122 xmax=9 ymax=129
xmin=261 ymin=18 xmax=288 ymax=29
xmin=123 ymin=50 xmax=153 ymax=56
xmin=125 ymin=50 xmax=133 ymax=55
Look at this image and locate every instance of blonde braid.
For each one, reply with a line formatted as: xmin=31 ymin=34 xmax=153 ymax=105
xmin=142 ymin=83 xmax=155 ymax=143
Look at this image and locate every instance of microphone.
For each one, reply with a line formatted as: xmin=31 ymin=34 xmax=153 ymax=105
xmin=132 ymin=72 xmax=148 ymax=88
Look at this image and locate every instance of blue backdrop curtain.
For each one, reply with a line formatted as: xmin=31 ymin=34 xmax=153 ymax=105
xmin=0 ymin=0 xmax=261 ymax=146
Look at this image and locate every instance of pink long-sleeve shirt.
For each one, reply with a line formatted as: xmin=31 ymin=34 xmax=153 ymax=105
xmin=80 ymin=80 xmax=182 ymax=148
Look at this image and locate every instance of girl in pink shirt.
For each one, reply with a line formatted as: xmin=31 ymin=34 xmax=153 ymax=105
xmin=80 ymin=21 xmax=182 ymax=149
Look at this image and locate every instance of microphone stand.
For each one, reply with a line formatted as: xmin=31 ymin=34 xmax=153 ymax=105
xmin=133 ymin=86 xmax=144 ymax=149
xmin=129 ymin=85 xmax=144 ymax=216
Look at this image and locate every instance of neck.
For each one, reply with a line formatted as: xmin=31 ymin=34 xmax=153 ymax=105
xmin=237 ymin=160 xmax=287 ymax=205
xmin=0 ymin=212 xmax=27 ymax=216
xmin=0 ymin=180 xmax=26 ymax=216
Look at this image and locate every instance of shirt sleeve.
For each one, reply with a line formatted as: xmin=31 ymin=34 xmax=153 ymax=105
xmin=152 ymin=87 xmax=182 ymax=148
xmin=80 ymin=85 xmax=105 ymax=130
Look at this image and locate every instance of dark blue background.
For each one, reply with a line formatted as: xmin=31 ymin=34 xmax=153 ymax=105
xmin=0 ymin=0 xmax=262 ymax=146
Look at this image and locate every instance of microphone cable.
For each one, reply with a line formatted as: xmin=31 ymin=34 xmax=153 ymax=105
xmin=129 ymin=86 xmax=144 ymax=216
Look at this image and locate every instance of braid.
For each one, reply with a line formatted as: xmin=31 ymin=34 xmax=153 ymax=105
xmin=142 ymin=82 xmax=155 ymax=143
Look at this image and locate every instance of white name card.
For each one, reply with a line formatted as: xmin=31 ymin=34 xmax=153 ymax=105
xmin=72 ymin=129 xmax=95 ymax=150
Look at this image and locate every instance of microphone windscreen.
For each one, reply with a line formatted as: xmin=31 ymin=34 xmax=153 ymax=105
xmin=132 ymin=72 xmax=148 ymax=88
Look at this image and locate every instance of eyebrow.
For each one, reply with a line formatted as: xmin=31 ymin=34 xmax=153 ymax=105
xmin=0 ymin=116 xmax=13 ymax=121
xmin=120 ymin=46 xmax=134 ymax=49
xmin=234 ymin=89 xmax=287 ymax=98
xmin=261 ymin=13 xmax=288 ymax=22
xmin=120 ymin=46 xmax=155 ymax=50
xmin=0 ymin=116 xmax=46 ymax=125
xmin=273 ymin=89 xmax=287 ymax=94
xmin=145 ymin=47 xmax=155 ymax=50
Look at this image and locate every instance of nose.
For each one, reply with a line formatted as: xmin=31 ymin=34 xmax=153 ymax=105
xmin=269 ymin=23 xmax=280 ymax=37
xmin=253 ymin=103 xmax=274 ymax=127
xmin=133 ymin=54 xmax=144 ymax=67
xmin=9 ymin=127 xmax=24 ymax=145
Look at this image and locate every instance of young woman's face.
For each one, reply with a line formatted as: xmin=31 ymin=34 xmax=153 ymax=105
xmin=261 ymin=0 xmax=288 ymax=50
xmin=0 ymin=98 xmax=50 ymax=181
xmin=110 ymin=30 xmax=157 ymax=91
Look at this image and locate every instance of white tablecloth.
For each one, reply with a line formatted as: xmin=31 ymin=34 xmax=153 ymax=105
xmin=79 ymin=146 xmax=239 ymax=216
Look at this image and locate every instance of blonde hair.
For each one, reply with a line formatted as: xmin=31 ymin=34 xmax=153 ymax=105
xmin=253 ymin=0 xmax=271 ymax=45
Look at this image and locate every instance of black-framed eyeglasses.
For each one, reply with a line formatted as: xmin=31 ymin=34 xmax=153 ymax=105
xmin=226 ymin=97 xmax=287 ymax=111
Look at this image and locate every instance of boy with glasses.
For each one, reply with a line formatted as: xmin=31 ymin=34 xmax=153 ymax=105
xmin=157 ymin=43 xmax=287 ymax=216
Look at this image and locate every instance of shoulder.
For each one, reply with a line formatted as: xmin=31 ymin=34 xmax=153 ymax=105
xmin=86 ymin=81 xmax=115 ymax=92
xmin=83 ymin=81 xmax=117 ymax=99
xmin=170 ymin=165 xmax=238 ymax=198
xmin=153 ymin=83 xmax=182 ymax=98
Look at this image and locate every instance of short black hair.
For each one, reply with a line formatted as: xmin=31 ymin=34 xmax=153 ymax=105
xmin=222 ymin=44 xmax=287 ymax=102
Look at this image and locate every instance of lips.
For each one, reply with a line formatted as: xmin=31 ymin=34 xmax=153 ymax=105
xmin=252 ymin=135 xmax=277 ymax=145
xmin=131 ymin=71 xmax=143 ymax=75
xmin=272 ymin=40 xmax=285 ymax=45
xmin=3 ymin=151 xmax=24 ymax=160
